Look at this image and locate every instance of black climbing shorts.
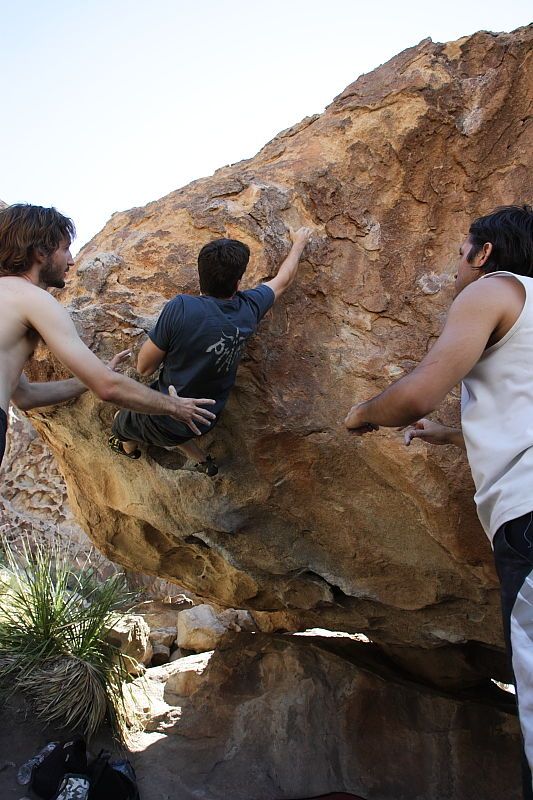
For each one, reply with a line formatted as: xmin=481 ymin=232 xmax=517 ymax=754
xmin=112 ymin=408 xmax=196 ymax=448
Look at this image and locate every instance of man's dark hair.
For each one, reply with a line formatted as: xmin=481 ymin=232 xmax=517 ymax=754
xmin=468 ymin=204 xmax=533 ymax=277
xmin=0 ymin=204 xmax=75 ymax=277
xmin=197 ymin=238 xmax=250 ymax=298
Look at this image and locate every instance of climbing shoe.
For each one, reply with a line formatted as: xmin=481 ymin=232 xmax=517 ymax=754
xmin=108 ymin=435 xmax=141 ymax=460
xmin=194 ymin=455 xmax=219 ymax=477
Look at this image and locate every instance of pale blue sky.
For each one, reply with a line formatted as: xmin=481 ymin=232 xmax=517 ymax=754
xmin=1 ymin=0 xmax=531 ymax=252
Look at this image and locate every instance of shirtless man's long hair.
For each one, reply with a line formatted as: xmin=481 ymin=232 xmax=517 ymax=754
xmin=0 ymin=204 xmax=75 ymax=277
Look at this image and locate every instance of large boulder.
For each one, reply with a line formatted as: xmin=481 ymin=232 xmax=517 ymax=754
xmin=0 ymin=411 xmax=193 ymax=598
xmin=27 ymin=27 xmax=532 ymax=677
xmin=128 ymin=632 xmax=522 ymax=800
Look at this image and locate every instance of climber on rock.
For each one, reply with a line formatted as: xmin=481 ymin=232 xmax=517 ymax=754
xmin=109 ymin=226 xmax=312 ymax=476
xmin=344 ymin=204 xmax=533 ymax=800
xmin=0 ymin=203 xmax=216 ymax=469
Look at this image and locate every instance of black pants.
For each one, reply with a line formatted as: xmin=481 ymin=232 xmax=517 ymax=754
xmin=0 ymin=407 xmax=7 ymax=467
xmin=493 ymin=512 xmax=533 ymax=800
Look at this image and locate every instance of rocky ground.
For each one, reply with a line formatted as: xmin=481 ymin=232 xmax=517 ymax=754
xmin=0 ymin=600 xmax=522 ymax=800
xmin=0 ymin=695 xmax=363 ymax=800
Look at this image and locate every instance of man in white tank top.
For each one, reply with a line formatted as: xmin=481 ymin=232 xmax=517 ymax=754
xmin=344 ymin=205 xmax=533 ymax=799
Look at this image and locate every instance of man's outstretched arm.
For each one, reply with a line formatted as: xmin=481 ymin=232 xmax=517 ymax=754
xmin=264 ymin=227 xmax=312 ymax=299
xmin=11 ymin=350 xmax=131 ymax=411
xmin=344 ymin=278 xmax=507 ymax=433
xmin=12 ymin=373 xmax=86 ymax=410
xmin=23 ymin=289 xmax=216 ymax=434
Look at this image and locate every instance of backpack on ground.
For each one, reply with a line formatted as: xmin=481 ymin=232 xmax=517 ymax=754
xmin=87 ymin=750 xmax=139 ymax=800
xmin=27 ymin=737 xmax=139 ymax=800
xmin=31 ymin=737 xmax=88 ymax=800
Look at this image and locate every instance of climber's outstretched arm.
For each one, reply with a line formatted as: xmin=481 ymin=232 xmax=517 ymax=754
xmin=264 ymin=227 xmax=312 ymax=299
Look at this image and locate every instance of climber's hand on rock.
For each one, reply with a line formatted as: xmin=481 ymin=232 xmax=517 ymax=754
xmin=290 ymin=226 xmax=312 ymax=249
xmin=168 ymin=385 xmax=217 ymax=435
xmin=107 ymin=349 xmax=132 ymax=371
xmin=344 ymin=403 xmax=379 ymax=436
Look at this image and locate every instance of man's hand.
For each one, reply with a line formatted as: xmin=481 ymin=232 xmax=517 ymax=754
xmin=344 ymin=403 xmax=379 ymax=436
xmin=403 ymin=418 xmax=465 ymax=449
xmin=167 ymin=385 xmax=217 ymax=436
xmin=264 ymin=226 xmax=313 ymax=300
xmin=106 ymin=349 xmax=132 ymax=371
xmin=290 ymin=226 xmax=312 ymax=248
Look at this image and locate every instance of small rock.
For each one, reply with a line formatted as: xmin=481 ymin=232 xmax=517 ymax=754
xmin=106 ymin=614 xmax=153 ymax=671
xmin=163 ymin=593 xmax=194 ymax=606
xmin=218 ymin=608 xmax=256 ymax=632
xmin=151 ymin=644 xmax=171 ymax=666
xmin=170 ymin=648 xmax=185 ymax=662
xmin=149 ymin=627 xmax=177 ymax=648
xmin=177 ymin=604 xmax=226 ymax=652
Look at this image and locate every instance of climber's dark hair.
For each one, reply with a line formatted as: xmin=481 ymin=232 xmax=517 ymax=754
xmin=467 ymin=204 xmax=533 ymax=277
xmin=197 ymin=238 xmax=250 ymax=298
xmin=0 ymin=204 xmax=75 ymax=277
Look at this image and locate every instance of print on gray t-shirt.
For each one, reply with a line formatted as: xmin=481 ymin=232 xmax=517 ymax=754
xmin=206 ymin=327 xmax=247 ymax=375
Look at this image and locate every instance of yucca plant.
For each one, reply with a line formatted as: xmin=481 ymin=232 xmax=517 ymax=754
xmin=0 ymin=537 xmax=139 ymax=741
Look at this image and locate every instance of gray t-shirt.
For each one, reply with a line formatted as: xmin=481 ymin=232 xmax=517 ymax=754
xmin=149 ymin=284 xmax=275 ymax=433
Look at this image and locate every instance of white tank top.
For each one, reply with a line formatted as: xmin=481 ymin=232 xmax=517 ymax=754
xmin=461 ymin=271 xmax=533 ymax=543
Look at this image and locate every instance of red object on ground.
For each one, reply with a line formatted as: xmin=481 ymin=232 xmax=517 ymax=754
xmin=297 ymin=795 xmax=365 ymax=800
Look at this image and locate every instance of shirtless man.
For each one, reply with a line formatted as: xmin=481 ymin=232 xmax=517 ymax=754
xmin=0 ymin=203 xmax=216 ymax=467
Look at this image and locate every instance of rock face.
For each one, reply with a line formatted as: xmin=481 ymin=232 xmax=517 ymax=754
xmin=0 ymin=411 xmax=194 ymax=598
xmin=129 ymin=633 xmax=522 ymax=800
xmin=0 ymin=409 xmax=100 ymax=561
xmin=26 ymin=27 xmax=532 ymax=676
